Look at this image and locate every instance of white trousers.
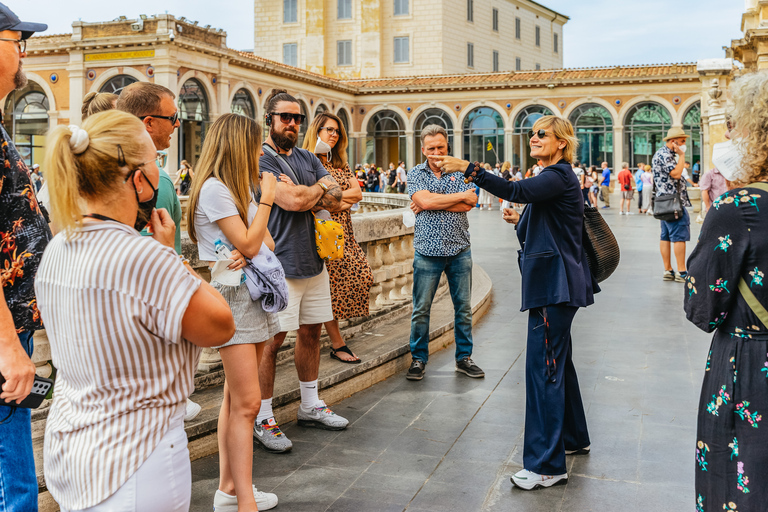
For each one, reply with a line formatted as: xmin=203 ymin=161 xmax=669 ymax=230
xmin=62 ymin=410 xmax=191 ymax=512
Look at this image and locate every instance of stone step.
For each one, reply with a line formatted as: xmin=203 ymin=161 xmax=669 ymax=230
xmin=35 ymin=264 xmax=492 ymax=510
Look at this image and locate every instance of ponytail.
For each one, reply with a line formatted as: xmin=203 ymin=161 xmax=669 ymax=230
xmin=44 ymin=127 xmax=84 ymax=234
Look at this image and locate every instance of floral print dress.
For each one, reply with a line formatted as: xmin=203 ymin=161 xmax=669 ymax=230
xmin=685 ymin=185 xmax=768 ymax=512
xmin=323 ymin=162 xmax=374 ymax=319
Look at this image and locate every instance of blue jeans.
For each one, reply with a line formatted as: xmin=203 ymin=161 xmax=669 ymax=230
xmin=409 ymin=248 xmax=473 ymax=364
xmin=0 ymin=330 xmax=37 ymax=512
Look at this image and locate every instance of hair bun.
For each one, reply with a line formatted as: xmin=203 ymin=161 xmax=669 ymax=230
xmin=68 ymin=125 xmax=90 ymax=154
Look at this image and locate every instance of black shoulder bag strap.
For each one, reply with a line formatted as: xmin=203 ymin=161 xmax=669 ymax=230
xmin=261 ymin=142 xmax=301 ymax=184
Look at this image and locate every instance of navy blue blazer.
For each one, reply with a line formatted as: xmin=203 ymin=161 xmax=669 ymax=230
xmin=465 ymin=161 xmax=599 ymax=311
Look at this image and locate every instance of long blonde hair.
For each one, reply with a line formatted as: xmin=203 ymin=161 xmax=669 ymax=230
xmin=44 ymin=110 xmax=148 ymax=235
xmin=532 ymin=116 xmax=579 ymax=164
xmin=302 ymin=112 xmax=348 ymax=169
xmin=187 ymin=113 xmax=262 ymax=244
xmin=729 ymin=71 xmax=768 ymax=184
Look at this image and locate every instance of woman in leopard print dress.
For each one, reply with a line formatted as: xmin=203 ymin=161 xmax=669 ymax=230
xmin=303 ymin=112 xmax=373 ymax=362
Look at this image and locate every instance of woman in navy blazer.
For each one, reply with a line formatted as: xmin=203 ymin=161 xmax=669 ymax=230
xmin=430 ymin=116 xmax=599 ymax=490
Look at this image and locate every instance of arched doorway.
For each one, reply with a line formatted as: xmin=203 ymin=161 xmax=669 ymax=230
xmin=364 ymin=110 xmax=406 ymax=167
xmin=231 ymin=88 xmax=256 ymax=119
xmin=683 ymin=102 xmax=702 ymax=171
xmin=512 ymin=105 xmax=553 ymax=170
xmin=178 ymin=78 xmax=210 ymax=167
xmin=99 ymin=74 xmax=138 ymax=95
xmin=2 ymin=83 xmax=49 ymax=167
xmin=336 ymin=109 xmax=352 ymax=163
xmin=569 ymin=103 xmax=614 ymax=167
xmin=623 ymin=102 xmax=672 ymax=168
xmin=463 ymin=107 xmax=505 ymax=165
xmin=413 ymin=108 xmax=454 ymax=164
xmin=315 ymin=103 xmax=328 ymax=117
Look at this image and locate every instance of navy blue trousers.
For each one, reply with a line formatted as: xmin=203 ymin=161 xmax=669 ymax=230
xmin=523 ymin=305 xmax=590 ymax=475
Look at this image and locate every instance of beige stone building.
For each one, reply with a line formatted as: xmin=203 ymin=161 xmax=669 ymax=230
xmin=253 ymin=0 xmax=567 ymax=78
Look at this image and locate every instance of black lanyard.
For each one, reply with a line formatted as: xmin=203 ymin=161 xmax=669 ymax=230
xmin=83 ymin=213 xmax=121 ymax=223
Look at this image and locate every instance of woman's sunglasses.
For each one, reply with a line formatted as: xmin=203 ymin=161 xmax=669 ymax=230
xmin=528 ymin=129 xmax=551 ymax=139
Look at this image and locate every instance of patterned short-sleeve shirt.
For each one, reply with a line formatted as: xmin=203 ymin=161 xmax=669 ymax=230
xmin=407 ymin=162 xmax=472 ymax=257
xmin=652 ymin=145 xmax=691 ymax=207
xmin=0 ymin=121 xmax=52 ymax=332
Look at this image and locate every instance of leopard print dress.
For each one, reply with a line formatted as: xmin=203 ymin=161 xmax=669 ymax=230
xmin=325 ymin=162 xmax=374 ymax=319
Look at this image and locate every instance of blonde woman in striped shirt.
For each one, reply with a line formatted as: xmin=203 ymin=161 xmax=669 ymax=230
xmin=187 ymin=114 xmax=280 ymax=512
xmin=35 ymin=110 xmax=235 ymax=512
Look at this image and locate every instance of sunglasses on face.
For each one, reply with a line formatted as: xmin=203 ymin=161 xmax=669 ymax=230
xmin=273 ymin=112 xmax=306 ymax=125
xmin=528 ymin=129 xmax=551 ymax=139
xmin=320 ymin=127 xmax=339 ymax=136
xmin=140 ymin=111 xmax=180 ymax=125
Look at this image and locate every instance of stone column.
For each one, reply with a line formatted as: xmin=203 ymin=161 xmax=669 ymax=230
xmin=612 ymin=125 xmax=624 ymax=169
xmin=67 ymin=48 xmax=85 ymax=126
xmin=504 ymin=128 xmax=513 ymax=163
xmin=153 ymin=42 xmax=180 ymax=171
xmin=405 ymin=130 xmax=415 ymax=169
xmin=453 ymin=129 xmax=463 ymax=158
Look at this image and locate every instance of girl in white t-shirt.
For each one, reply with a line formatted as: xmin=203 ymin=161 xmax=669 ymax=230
xmin=187 ymin=114 xmax=279 ymax=512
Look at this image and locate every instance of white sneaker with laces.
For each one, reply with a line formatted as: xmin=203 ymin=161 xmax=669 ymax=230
xmin=511 ymin=469 xmax=568 ymax=490
xmin=297 ymin=400 xmax=349 ymax=430
xmin=213 ymin=486 xmax=278 ymax=511
xmin=183 ymin=398 xmax=201 ymax=422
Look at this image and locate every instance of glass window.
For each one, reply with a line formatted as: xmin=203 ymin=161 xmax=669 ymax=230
xmin=554 ymin=33 xmax=559 ymax=53
xmin=99 ymin=74 xmax=138 ymax=95
xmin=515 ymin=57 xmax=521 ymax=71
xmin=394 ymin=36 xmax=409 ymax=63
xmin=467 ymin=43 xmax=474 ymax=68
xmin=515 ymin=17 xmax=521 ymax=39
xmin=623 ymin=102 xmax=673 ymax=167
xmin=394 ymin=0 xmax=409 ymax=16
xmin=535 ymin=25 xmax=540 ymax=47
xmin=463 ymin=107 xmax=504 ymax=165
xmin=337 ymin=40 xmax=352 ymax=66
xmin=492 ymin=8 xmax=499 ymax=31
xmin=414 ymin=108 xmax=454 ymax=163
xmin=683 ymin=102 xmax=702 ymax=171
xmin=283 ymin=43 xmax=298 ymax=67
xmin=569 ymin=103 xmax=614 ymax=167
xmin=511 ymin=105 xmax=553 ymax=169
xmin=467 ymin=0 xmax=473 ymax=22
xmin=178 ymin=78 xmax=211 ymax=167
xmin=283 ymin=0 xmax=297 ymax=23
xmin=535 ymin=63 xmax=540 ymax=70
xmin=338 ymin=0 xmax=352 ymax=19
xmin=2 ymin=84 xmax=49 ymax=167
xmin=231 ymin=88 xmax=256 ymax=119
xmin=365 ymin=110 xmax=407 ymax=166
xmin=492 ymin=50 xmax=499 ymax=72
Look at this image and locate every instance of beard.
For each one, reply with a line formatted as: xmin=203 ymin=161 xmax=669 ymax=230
xmin=14 ymin=62 xmax=27 ymax=90
xmin=271 ymin=127 xmax=297 ymax=151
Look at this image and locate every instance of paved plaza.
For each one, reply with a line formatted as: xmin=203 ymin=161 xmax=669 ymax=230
xmin=190 ymin=201 xmax=707 ymax=512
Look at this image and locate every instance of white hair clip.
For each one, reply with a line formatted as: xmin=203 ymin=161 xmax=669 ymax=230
xmin=68 ymin=125 xmax=90 ymax=155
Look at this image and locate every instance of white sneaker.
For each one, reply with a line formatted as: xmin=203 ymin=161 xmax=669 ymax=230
xmin=213 ymin=486 xmax=278 ymax=511
xmin=184 ymin=398 xmax=201 ymax=422
xmin=626 ymin=211 xmax=635 ymax=215
xmin=297 ymin=400 xmax=349 ymax=430
xmin=619 ymin=211 xmax=625 ymax=215
xmin=511 ymin=469 xmax=568 ymax=490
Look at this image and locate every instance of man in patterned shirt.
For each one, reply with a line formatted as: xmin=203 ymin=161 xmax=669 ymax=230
xmin=652 ymin=126 xmax=691 ymax=283
xmin=406 ymin=125 xmax=484 ymax=381
xmin=0 ymin=4 xmax=51 ymax=510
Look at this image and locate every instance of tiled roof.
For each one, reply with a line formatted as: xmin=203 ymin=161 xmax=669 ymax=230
xmin=343 ymin=63 xmax=699 ymax=92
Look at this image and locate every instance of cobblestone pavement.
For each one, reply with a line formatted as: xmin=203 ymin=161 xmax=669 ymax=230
xmin=190 ymin=201 xmax=707 ymax=512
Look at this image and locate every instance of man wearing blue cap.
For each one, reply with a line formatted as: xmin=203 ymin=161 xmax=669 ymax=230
xmin=0 ymin=3 xmax=50 ymax=511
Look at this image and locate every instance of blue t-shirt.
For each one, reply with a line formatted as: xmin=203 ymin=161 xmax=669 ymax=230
xmin=601 ymin=168 xmax=611 ymax=186
xmin=259 ymin=147 xmax=330 ymax=279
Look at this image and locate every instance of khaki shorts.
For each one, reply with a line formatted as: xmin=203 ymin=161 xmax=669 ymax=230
xmin=277 ymin=267 xmax=334 ymax=332
xmin=622 ymin=190 xmax=634 ymax=200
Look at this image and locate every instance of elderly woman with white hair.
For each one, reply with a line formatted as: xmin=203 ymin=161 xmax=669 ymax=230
xmin=685 ymin=71 xmax=768 ymax=512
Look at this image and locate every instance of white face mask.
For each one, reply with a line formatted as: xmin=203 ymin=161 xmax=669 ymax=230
xmin=678 ymin=144 xmax=687 ymax=153
xmin=314 ymin=137 xmax=332 ymax=159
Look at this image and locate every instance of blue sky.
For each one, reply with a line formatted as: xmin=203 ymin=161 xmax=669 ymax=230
xmin=10 ymin=0 xmax=745 ymax=69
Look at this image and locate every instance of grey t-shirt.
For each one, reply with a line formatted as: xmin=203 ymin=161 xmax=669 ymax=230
xmin=259 ymin=147 xmax=330 ymax=279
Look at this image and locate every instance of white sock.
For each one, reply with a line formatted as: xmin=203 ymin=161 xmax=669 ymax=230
xmin=256 ymin=398 xmax=273 ymax=425
xmin=299 ymin=380 xmax=321 ymax=410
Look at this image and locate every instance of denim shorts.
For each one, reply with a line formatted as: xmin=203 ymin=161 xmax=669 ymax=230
xmin=660 ymin=208 xmax=691 ymax=242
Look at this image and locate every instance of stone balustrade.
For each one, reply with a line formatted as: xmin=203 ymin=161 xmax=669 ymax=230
xmin=354 ymin=192 xmax=411 ymax=213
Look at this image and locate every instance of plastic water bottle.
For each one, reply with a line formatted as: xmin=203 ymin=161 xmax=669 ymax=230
xmin=214 ymin=238 xmax=246 ymax=284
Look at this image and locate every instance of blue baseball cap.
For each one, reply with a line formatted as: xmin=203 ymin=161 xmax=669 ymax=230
xmin=0 ymin=2 xmax=47 ymax=39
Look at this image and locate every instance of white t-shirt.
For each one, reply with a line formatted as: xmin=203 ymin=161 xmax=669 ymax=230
xmin=397 ymin=166 xmax=407 ymax=183
xmin=194 ymin=178 xmax=257 ymax=261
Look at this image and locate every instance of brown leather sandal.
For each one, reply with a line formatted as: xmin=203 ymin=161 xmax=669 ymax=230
xmin=330 ymin=345 xmax=362 ymax=364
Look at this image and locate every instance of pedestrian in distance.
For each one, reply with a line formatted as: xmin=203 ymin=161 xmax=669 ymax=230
xmin=634 ymin=162 xmax=645 ymax=213
xmin=37 ymin=109 xmax=235 ymax=512
xmin=599 ymin=161 xmax=611 ymax=209
xmin=431 ymin=115 xmax=598 ymax=491
xmin=617 ymin=162 xmax=635 ymax=215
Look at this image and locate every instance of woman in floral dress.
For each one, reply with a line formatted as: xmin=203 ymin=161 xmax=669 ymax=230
xmin=302 ymin=112 xmax=374 ymax=363
xmin=685 ymin=72 xmax=768 ymax=512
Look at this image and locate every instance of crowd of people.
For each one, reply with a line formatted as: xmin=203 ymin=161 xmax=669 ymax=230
xmin=2 ymin=4 xmax=768 ymax=512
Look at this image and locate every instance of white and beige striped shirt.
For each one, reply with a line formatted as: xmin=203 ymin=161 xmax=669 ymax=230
xmin=35 ymin=222 xmax=202 ymax=510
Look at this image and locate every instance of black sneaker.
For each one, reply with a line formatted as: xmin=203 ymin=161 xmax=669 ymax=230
xmin=406 ymin=360 xmax=426 ymax=381
xmin=455 ymin=357 xmax=485 ymax=378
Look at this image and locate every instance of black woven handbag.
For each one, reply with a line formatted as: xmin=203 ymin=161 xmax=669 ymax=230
xmin=582 ymin=206 xmax=620 ymax=283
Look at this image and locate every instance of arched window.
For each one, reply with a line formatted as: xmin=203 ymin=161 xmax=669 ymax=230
xmin=623 ymin=102 xmax=672 ymax=168
xmin=511 ymin=105 xmax=553 ymax=169
xmin=569 ymin=103 xmax=614 ymax=167
xmin=336 ymin=108 xmax=352 ymax=162
xmin=99 ymin=74 xmax=138 ymax=95
xmin=315 ymin=103 xmax=328 ymax=117
xmin=364 ymin=110 xmax=406 ymax=167
xmin=337 ymin=108 xmax=350 ymax=134
xmin=2 ymin=83 xmax=49 ymax=167
xmin=463 ymin=107 xmax=505 ymax=165
xmin=414 ymin=108 xmax=454 ymax=163
xmin=231 ymin=88 xmax=256 ymax=119
xmin=683 ymin=102 xmax=702 ymax=172
xmin=178 ymin=79 xmax=210 ymax=167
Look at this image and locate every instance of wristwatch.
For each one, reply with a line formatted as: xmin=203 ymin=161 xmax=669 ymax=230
xmin=318 ymin=181 xmax=329 ymax=193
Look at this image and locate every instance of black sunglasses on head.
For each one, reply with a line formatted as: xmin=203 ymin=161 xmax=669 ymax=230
xmin=140 ymin=111 xmax=179 ymax=125
xmin=528 ymin=129 xmax=551 ymax=139
xmin=273 ymin=112 xmax=306 ymax=125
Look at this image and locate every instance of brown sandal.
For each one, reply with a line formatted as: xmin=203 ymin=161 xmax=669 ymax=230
xmin=330 ymin=345 xmax=362 ymax=364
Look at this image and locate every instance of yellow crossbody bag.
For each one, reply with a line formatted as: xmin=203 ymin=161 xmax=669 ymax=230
xmin=313 ymin=214 xmax=344 ymax=261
